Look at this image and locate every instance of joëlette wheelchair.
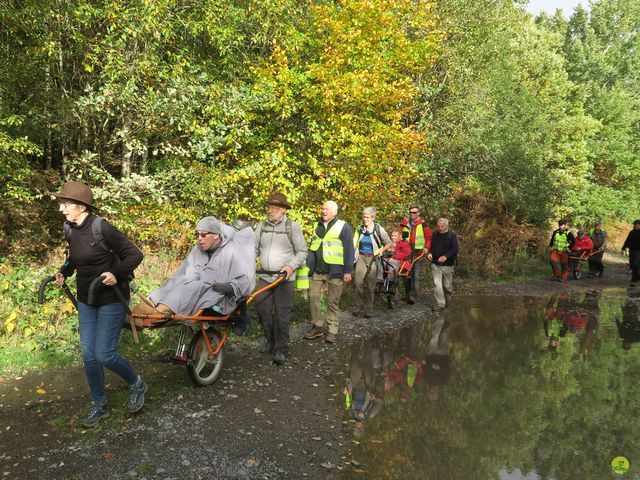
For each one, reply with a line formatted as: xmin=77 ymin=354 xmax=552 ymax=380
xmin=377 ymin=250 xmax=425 ymax=309
xmin=39 ymin=271 xmax=285 ymax=387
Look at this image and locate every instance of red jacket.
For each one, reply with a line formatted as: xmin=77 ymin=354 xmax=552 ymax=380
xmin=399 ymin=218 xmax=432 ymax=251
xmin=391 ymin=240 xmax=412 ymax=262
xmin=573 ymin=236 xmax=593 ymax=251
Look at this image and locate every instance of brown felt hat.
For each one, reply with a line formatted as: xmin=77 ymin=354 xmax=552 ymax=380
xmin=266 ymin=192 xmax=291 ymax=209
xmin=52 ymin=181 xmax=96 ymax=208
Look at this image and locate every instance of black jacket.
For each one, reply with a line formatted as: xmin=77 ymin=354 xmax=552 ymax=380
xmin=430 ymin=230 xmax=459 ymax=267
xmin=622 ymin=229 xmax=640 ymax=251
xmin=61 ymin=215 xmax=143 ymax=304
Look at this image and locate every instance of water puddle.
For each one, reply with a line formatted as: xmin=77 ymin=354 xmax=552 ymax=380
xmin=335 ymin=289 xmax=640 ymax=479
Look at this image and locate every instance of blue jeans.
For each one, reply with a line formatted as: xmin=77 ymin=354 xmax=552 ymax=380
xmin=78 ymin=302 xmax=138 ymax=402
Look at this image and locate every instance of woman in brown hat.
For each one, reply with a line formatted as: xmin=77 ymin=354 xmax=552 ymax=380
xmin=52 ymin=181 xmax=146 ymax=427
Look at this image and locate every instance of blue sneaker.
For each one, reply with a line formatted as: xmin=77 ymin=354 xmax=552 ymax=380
xmin=81 ymin=401 xmax=109 ymax=428
xmin=127 ymin=376 xmax=148 ymax=413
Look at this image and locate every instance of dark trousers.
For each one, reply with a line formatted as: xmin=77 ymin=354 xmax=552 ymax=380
xmin=631 ymin=250 xmax=640 ymax=282
xmin=404 ymin=256 xmax=423 ymax=298
xmin=255 ymin=279 xmax=294 ymax=354
xmin=588 ymin=250 xmax=604 ymax=276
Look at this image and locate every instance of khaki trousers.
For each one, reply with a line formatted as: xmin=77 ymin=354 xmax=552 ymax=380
xmin=431 ymin=264 xmax=454 ymax=308
xmin=354 ymin=255 xmax=377 ymax=314
xmin=309 ymin=273 xmax=344 ymax=335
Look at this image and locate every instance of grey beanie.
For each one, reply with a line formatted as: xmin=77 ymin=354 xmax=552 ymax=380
xmin=196 ymin=216 xmax=222 ymax=234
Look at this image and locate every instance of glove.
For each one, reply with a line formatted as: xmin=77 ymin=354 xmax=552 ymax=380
xmin=211 ymin=283 xmax=234 ymax=295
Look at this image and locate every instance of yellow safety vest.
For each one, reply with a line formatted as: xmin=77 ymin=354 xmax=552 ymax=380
xmin=407 ymin=363 xmax=418 ymax=388
xmin=310 ymin=219 xmax=346 ymax=265
xmin=414 ymin=224 xmax=426 ymax=250
xmin=402 ymin=222 xmax=426 ymax=250
xmin=294 ymin=264 xmax=309 ymax=289
xmin=552 ymin=231 xmax=570 ymax=252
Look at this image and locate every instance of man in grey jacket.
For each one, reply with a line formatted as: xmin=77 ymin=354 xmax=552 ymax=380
xmin=254 ymin=193 xmax=308 ymax=365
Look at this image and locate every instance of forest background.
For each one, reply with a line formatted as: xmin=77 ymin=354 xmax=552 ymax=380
xmin=0 ymin=0 xmax=638 ymax=369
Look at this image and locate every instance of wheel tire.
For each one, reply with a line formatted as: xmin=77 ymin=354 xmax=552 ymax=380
xmin=187 ymin=329 xmax=224 ymax=387
xmin=573 ymin=267 xmax=582 ymax=280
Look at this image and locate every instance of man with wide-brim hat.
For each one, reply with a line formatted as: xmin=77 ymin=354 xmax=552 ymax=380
xmin=52 ymin=180 xmax=97 ymax=209
xmin=265 ymin=192 xmax=291 ymax=209
xmin=254 ymin=192 xmax=307 ymax=365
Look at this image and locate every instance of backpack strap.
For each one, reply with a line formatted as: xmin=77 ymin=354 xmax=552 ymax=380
xmin=285 ymin=218 xmax=294 ymax=247
xmin=373 ymin=223 xmax=383 ymax=248
xmin=63 ymin=222 xmax=72 ymax=244
xmin=91 ymin=216 xmax=105 ymax=249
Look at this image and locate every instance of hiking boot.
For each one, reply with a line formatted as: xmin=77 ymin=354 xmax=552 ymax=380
xmin=431 ymin=305 xmax=445 ymax=313
xmin=364 ymin=312 xmax=375 ymax=318
xmin=352 ymin=310 xmax=364 ymax=317
xmin=304 ymin=326 xmax=324 ymax=340
xmin=81 ymin=401 xmax=109 ymax=428
xmin=325 ymin=332 xmax=338 ymax=344
xmin=273 ymin=351 xmax=286 ymax=365
xmin=127 ymin=376 xmax=148 ymax=413
xmin=259 ymin=340 xmax=274 ymax=354
xmin=408 ymin=296 xmax=416 ymax=305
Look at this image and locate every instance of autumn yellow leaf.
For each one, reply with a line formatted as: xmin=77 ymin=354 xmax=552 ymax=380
xmin=36 ymin=388 xmax=46 ymax=395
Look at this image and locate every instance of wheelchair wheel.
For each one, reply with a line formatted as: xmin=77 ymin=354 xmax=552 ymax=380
xmin=187 ymin=329 xmax=224 ymax=387
xmin=573 ymin=264 xmax=582 ymax=280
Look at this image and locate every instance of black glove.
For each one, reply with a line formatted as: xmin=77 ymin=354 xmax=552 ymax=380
xmin=211 ymin=283 xmax=234 ymax=295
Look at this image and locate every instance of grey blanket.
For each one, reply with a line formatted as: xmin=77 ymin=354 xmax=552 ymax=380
xmin=149 ymin=224 xmax=256 ymax=315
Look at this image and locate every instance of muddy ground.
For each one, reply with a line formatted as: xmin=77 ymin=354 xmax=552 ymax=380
xmin=0 ymin=254 xmax=633 ymax=479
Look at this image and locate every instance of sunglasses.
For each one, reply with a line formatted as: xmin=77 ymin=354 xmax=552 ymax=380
xmin=195 ymin=231 xmax=214 ymax=239
xmin=409 ymin=211 xmax=419 ymax=214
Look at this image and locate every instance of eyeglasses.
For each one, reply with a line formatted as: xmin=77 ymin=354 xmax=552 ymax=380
xmin=59 ymin=202 xmax=77 ymax=210
xmin=409 ymin=210 xmax=419 ymax=215
xmin=195 ymin=231 xmax=214 ymax=239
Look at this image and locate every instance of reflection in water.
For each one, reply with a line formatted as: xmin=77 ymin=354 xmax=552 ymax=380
xmin=336 ymin=293 xmax=640 ymax=480
xmin=617 ymin=288 xmax=640 ymax=350
xmin=424 ymin=316 xmax=451 ymax=401
xmin=544 ymin=291 xmax=600 ymax=360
